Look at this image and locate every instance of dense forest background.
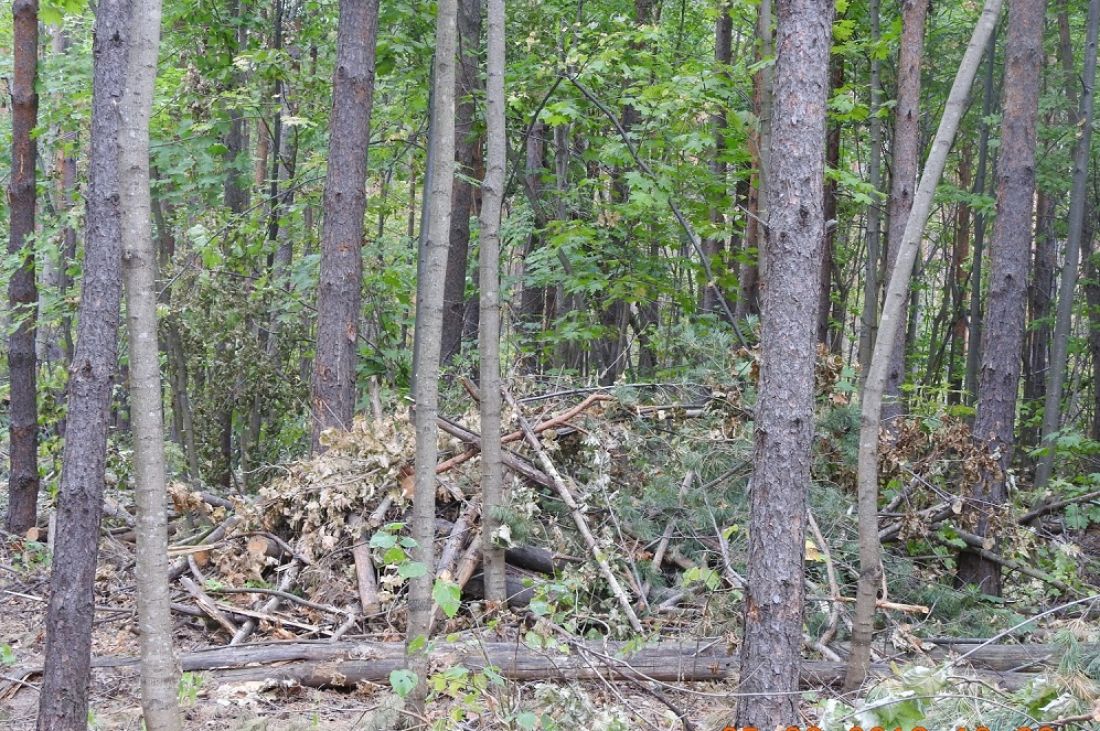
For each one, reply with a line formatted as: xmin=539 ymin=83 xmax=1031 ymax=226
xmin=3 ymin=0 xmax=1100 ymax=728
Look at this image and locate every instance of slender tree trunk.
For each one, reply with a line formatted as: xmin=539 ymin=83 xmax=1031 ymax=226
xmin=479 ymin=0 xmax=507 ymax=604
xmin=37 ymin=0 xmax=130 ymax=725
xmin=407 ymin=0 xmax=457 ymax=712
xmin=440 ymin=0 xmax=482 ymax=364
xmin=734 ymin=0 xmax=832 ymax=727
xmin=1034 ymin=0 xmax=1100 ymax=488
xmin=1084 ymin=230 xmax=1100 ymax=441
xmin=309 ymin=0 xmax=381 ymax=450
xmin=1023 ymin=191 xmax=1057 ymax=443
xmin=118 ymin=0 xmax=182 ymax=723
xmin=958 ymin=0 xmax=1046 ymax=595
xmin=702 ymin=2 xmax=732 ymax=316
xmin=858 ymin=0 xmax=883 ymax=384
xmin=965 ymin=38 xmax=1000 ymax=404
xmin=881 ymin=0 xmax=930 ymax=425
xmin=6 ymin=0 xmax=40 ymax=537
xmin=948 ymin=146 xmax=973 ymax=402
xmin=845 ymin=0 xmax=1003 ymax=688
xmin=818 ymin=55 xmax=843 ymax=347
xmin=735 ymin=0 xmax=771 ymax=319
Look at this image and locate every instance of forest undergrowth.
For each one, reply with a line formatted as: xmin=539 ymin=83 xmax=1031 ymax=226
xmin=3 ymin=343 xmax=1099 ymax=730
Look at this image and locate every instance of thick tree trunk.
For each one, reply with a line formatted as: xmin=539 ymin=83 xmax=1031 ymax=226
xmin=440 ymin=0 xmax=482 ymax=364
xmin=6 ymin=0 xmax=40 ymax=537
xmin=881 ymin=0 xmax=930 ymax=426
xmin=846 ymin=0 xmax=1004 ymax=688
xmin=959 ymin=0 xmax=1046 ymax=595
xmin=1034 ymin=0 xmax=1100 ymax=488
xmin=407 ymin=0 xmax=457 ymax=711
xmin=734 ymin=0 xmax=832 ymax=727
xmin=309 ymin=0 xmax=381 ymax=450
xmin=479 ymin=0 xmax=507 ymax=603
xmin=36 ymin=0 xmax=129 ymax=726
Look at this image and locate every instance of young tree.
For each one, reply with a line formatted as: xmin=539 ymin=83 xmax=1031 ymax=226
xmin=118 ymin=0 xmax=183 ymax=723
xmin=309 ymin=0 xmax=381 ymax=450
xmin=846 ymin=0 xmax=1005 ymax=688
xmin=734 ymin=0 xmax=833 ymax=727
xmin=857 ymin=0 xmax=883 ymax=384
xmin=6 ymin=0 xmax=40 ymax=537
xmin=37 ymin=0 xmax=130 ymax=726
xmin=959 ymin=0 xmax=1047 ymax=595
xmin=881 ymin=0 xmax=930 ymax=425
xmin=407 ymin=0 xmax=457 ymax=711
xmin=479 ymin=0 xmax=507 ymax=604
xmin=1034 ymin=0 xmax=1099 ymax=488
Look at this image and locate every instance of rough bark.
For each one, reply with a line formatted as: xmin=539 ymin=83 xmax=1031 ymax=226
xmin=407 ymin=0 xmax=457 ymax=710
xmin=440 ymin=0 xmax=482 ymax=364
xmin=6 ymin=0 xmax=41 ymax=537
xmin=959 ymin=0 xmax=1046 ymax=595
xmin=36 ymin=0 xmax=130 ymax=726
xmin=118 ymin=0 xmax=183 ymax=723
xmin=881 ymin=0 xmax=930 ymax=425
xmin=479 ymin=0 xmax=507 ymax=603
xmin=309 ymin=0 xmax=381 ymax=450
xmin=1034 ymin=0 xmax=1100 ymax=487
xmin=734 ymin=0 xmax=832 ymax=727
xmin=846 ymin=0 xmax=1004 ymax=688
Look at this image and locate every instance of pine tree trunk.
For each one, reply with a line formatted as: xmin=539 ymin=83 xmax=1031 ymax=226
xmin=959 ymin=0 xmax=1046 ymax=595
xmin=734 ymin=0 xmax=832 ymax=726
xmin=36 ymin=0 xmax=129 ymax=726
xmin=479 ymin=0 xmax=507 ymax=603
xmin=6 ymin=0 xmax=40 ymax=537
xmin=407 ymin=0 xmax=457 ymax=712
xmin=846 ymin=0 xmax=1004 ymax=688
xmin=310 ymin=0 xmax=381 ymax=449
xmin=881 ymin=0 xmax=930 ymax=426
xmin=440 ymin=0 xmax=482 ymax=364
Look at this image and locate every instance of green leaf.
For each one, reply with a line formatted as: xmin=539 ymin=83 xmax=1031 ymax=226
xmin=515 ymin=711 xmax=539 ymax=730
xmin=433 ymin=577 xmax=462 ymax=618
xmin=389 ymin=669 xmax=417 ymax=698
xmin=398 ymin=561 xmax=429 ymax=579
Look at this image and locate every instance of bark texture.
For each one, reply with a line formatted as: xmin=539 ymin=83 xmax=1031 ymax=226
xmin=6 ymin=0 xmax=41 ymax=537
xmin=734 ymin=0 xmax=832 ymax=727
xmin=960 ymin=0 xmax=1046 ymax=595
xmin=479 ymin=0 xmax=507 ymax=603
xmin=858 ymin=0 xmax=883 ymax=384
xmin=37 ymin=0 xmax=130 ymax=726
xmin=407 ymin=0 xmax=457 ymax=710
xmin=118 ymin=0 xmax=183 ymax=720
xmin=881 ymin=0 xmax=930 ymax=425
xmin=310 ymin=0 xmax=381 ymax=449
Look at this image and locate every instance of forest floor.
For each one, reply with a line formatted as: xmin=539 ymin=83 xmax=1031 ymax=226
xmin=3 ymin=369 xmax=1100 ymax=728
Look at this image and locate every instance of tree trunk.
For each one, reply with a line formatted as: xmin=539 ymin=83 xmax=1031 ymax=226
xmin=1084 ymin=230 xmax=1100 ymax=441
xmin=440 ymin=0 xmax=482 ymax=364
xmin=959 ymin=0 xmax=1046 ymax=595
xmin=734 ymin=0 xmax=832 ymax=727
xmin=1023 ymin=191 xmax=1057 ymax=443
xmin=407 ymin=0 xmax=457 ymax=711
xmin=735 ymin=0 xmax=772 ymax=319
xmin=947 ymin=146 xmax=973 ymax=402
xmin=818 ymin=54 xmax=843 ymax=348
xmin=702 ymin=2 xmax=732 ymax=316
xmin=1034 ymin=0 xmax=1100 ymax=488
xmin=845 ymin=0 xmax=1004 ymax=688
xmin=6 ymin=0 xmax=40 ymax=537
xmin=965 ymin=38 xmax=1000 ymax=405
xmin=309 ymin=0 xmax=381 ymax=450
xmin=118 ymin=0 xmax=183 ymax=723
xmin=36 ymin=0 xmax=129 ymax=726
xmin=857 ymin=0 xmax=883 ymax=386
xmin=479 ymin=0 xmax=506 ymax=604
xmin=881 ymin=0 xmax=930 ymax=426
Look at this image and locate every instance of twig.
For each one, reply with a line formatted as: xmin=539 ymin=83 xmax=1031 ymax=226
xmin=436 ymin=499 xmax=481 ymax=575
xmin=502 ymin=386 xmax=644 ymax=632
xmin=1019 ymin=489 xmax=1100 ymax=525
xmin=209 ymin=586 xmax=348 ymax=616
xmin=230 ymin=560 xmax=302 ymax=644
xmin=180 ymin=576 xmax=241 ymax=636
xmin=807 ymin=510 xmax=842 ymax=648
